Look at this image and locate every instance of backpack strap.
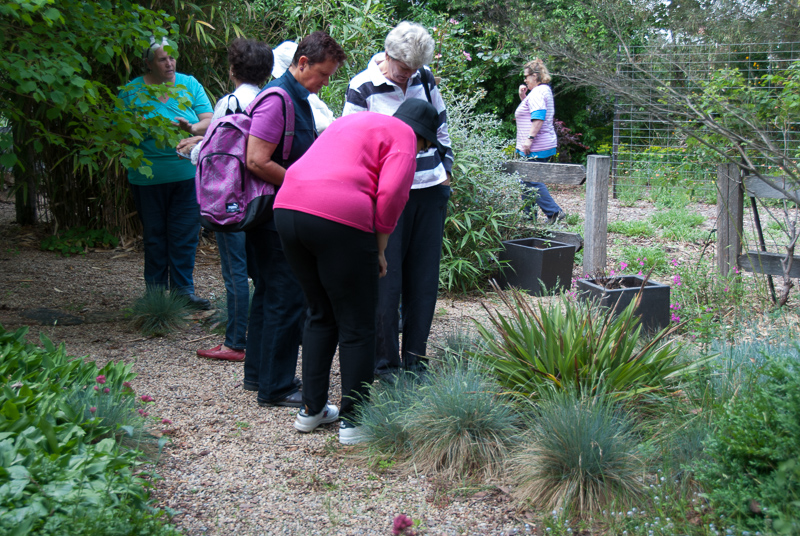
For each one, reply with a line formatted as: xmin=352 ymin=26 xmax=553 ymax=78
xmin=245 ymin=87 xmax=295 ymax=162
xmin=225 ymin=94 xmax=242 ymax=115
xmin=417 ymin=67 xmax=433 ymax=105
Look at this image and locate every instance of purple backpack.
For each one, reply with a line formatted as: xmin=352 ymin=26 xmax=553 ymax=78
xmin=195 ymin=87 xmax=294 ymax=232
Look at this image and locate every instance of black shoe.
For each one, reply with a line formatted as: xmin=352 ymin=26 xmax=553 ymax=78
xmin=257 ymin=390 xmax=303 ymax=408
xmin=374 ymin=368 xmax=401 ymax=383
xmin=184 ymin=294 xmax=211 ymax=310
xmin=243 ymin=381 xmax=258 ymax=392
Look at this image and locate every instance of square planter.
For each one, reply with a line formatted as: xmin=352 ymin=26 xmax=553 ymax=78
xmin=497 ymin=237 xmax=575 ymax=296
xmin=576 ymin=275 xmax=670 ymax=332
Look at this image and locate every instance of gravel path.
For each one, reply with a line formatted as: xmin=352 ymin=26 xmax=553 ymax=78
xmin=0 ymin=187 xmax=727 ymax=535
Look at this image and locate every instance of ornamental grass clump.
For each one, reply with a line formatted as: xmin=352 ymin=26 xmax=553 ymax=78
xmin=511 ymin=389 xmax=644 ymax=513
xmin=128 ymin=287 xmax=190 ymax=336
xmin=356 ymin=354 xmax=520 ymax=480
xmin=472 ymin=283 xmax=704 ymax=401
xmin=402 ymin=358 xmax=520 ymax=480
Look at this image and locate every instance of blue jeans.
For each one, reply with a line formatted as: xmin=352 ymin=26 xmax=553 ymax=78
xmin=130 ymin=180 xmax=200 ymax=294
xmin=376 ymin=184 xmax=451 ymax=374
xmin=216 ymin=231 xmax=249 ymax=351
xmin=243 ymin=222 xmax=305 ymax=402
xmin=519 ymin=154 xmax=562 ymax=218
xmin=521 ymin=182 xmax=562 ymax=217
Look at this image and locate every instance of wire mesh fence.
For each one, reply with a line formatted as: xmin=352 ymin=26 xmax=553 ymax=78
xmin=612 ymin=41 xmax=800 ymax=205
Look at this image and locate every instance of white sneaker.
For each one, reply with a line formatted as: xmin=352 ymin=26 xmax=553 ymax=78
xmin=339 ymin=421 xmax=367 ymax=445
xmin=294 ymin=403 xmax=339 ymax=433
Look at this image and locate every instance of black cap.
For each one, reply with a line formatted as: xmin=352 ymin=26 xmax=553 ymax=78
xmin=393 ymin=99 xmax=446 ymax=155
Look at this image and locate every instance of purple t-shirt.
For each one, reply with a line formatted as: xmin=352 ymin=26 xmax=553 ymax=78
xmin=249 ymin=96 xmax=285 ymax=143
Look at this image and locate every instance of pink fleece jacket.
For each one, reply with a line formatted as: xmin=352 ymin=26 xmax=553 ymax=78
xmin=274 ymin=112 xmax=417 ymax=234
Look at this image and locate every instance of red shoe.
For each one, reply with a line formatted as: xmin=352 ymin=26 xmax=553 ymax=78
xmin=197 ymin=345 xmax=245 ymax=362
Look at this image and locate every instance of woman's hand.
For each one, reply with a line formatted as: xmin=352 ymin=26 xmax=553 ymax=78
xmin=518 ymin=84 xmax=528 ymax=101
xmin=521 ymin=139 xmax=532 ymax=155
xmin=378 ymin=252 xmax=388 ymax=278
xmin=177 ymin=136 xmax=203 ymax=154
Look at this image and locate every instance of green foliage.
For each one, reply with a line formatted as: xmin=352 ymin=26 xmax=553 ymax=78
xmin=128 ymin=288 xmax=190 ymax=337
xmin=511 ymin=389 xmax=644 ymax=513
xmin=0 ymin=325 xmax=176 ymax=535
xmin=694 ymin=345 xmax=800 ymax=534
xmin=40 ymin=227 xmax=119 ymax=256
xmin=607 ymin=220 xmax=656 ymax=238
xmin=440 ymin=90 xmax=527 ymax=294
xmin=668 ymin=256 xmax=749 ymax=342
xmin=356 ymin=356 xmax=520 ymax=480
xmin=472 ymin=286 xmax=700 ymax=401
xmin=0 ymin=0 xmax=185 ymax=229
xmin=617 ymin=245 xmax=670 ymax=276
xmin=649 ymin=208 xmax=706 ymax=242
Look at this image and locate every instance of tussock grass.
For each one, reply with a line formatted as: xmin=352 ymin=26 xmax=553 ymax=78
xmin=511 ymin=390 xmax=644 ymax=514
xmin=128 ymin=287 xmax=190 ymax=336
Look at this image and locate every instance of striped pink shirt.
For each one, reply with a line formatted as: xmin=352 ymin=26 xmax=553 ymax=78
xmin=515 ymin=84 xmax=557 ymax=156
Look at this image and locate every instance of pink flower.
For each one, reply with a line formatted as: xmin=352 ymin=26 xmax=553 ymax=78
xmin=435 ymin=53 xmax=442 ymax=59
xmin=610 ymin=269 xmax=616 ymax=277
xmin=123 ymin=382 xmax=132 ymax=388
xmin=620 ymin=261 xmax=628 ymax=271
xmin=90 ymin=406 xmax=97 ymax=413
xmin=671 ymin=258 xmax=679 ymax=267
xmin=95 ymin=375 xmax=106 ymax=384
xmin=393 ymin=514 xmax=414 ymax=535
xmin=670 ymin=313 xmax=681 ymax=322
xmin=449 ymin=18 xmax=458 ymax=24
xmin=138 ymin=409 xmax=149 ymax=418
xmin=162 ymin=418 xmax=173 ymax=425
xmin=93 ymin=385 xmax=99 ymax=391
xmin=724 ymin=286 xmax=729 ymax=292
xmin=672 ymin=274 xmax=682 ymax=286
xmin=140 ymin=395 xmax=154 ymax=403
xmin=637 ymin=271 xmax=643 ymax=276
xmin=103 ymin=387 xmax=110 ymax=394
xmin=463 ymin=51 xmax=471 ymax=61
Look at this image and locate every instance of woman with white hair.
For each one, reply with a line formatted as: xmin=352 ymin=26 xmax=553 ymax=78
xmin=119 ymin=36 xmax=213 ymax=309
xmin=343 ymin=22 xmax=454 ymax=382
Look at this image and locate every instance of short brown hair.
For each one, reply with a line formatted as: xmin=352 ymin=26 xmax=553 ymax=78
xmin=292 ymin=31 xmax=346 ymax=67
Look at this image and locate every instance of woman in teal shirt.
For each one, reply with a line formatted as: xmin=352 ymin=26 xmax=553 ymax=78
xmin=119 ymin=38 xmax=213 ymax=308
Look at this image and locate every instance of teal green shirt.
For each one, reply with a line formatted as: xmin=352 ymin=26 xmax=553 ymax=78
xmin=119 ymin=73 xmax=213 ymax=185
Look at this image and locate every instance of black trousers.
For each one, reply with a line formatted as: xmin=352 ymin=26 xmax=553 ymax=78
xmin=275 ymin=209 xmax=378 ymax=422
xmin=375 ymin=184 xmax=451 ymax=374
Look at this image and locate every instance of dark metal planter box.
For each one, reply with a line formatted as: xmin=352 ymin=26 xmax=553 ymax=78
xmin=576 ymin=275 xmax=670 ymax=332
xmin=497 ymin=238 xmax=575 ymax=296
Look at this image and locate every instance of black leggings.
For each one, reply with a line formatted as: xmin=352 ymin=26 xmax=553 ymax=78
xmin=274 ymin=209 xmax=378 ymax=422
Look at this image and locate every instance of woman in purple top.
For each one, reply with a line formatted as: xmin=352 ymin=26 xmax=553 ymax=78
xmin=515 ymin=58 xmax=565 ymax=224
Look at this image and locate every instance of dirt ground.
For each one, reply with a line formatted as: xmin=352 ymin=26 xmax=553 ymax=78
xmin=0 ymin=185 xmax=729 ymax=535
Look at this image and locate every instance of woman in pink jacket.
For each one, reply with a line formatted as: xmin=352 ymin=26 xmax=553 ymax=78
xmin=274 ymin=99 xmax=441 ymax=445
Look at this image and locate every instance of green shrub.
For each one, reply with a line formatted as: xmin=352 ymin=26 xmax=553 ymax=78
xmin=693 ymin=345 xmax=800 ymax=534
xmin=0 ymin=325 xmax=176 ymax=535
xmin=440 ymin=89 xmax=527 ymax=294
xmin=668 ymin=256 xmax=750 ymax=342
xmin=511 ymin=389 xmax=644 ymax=513
xmin=472 ymin=285 xmax=702 ymax=401
xmin=40 ymin=226 xmax=120 ymax=257
xmin=128 ymin=288 xmax=190 ymax=337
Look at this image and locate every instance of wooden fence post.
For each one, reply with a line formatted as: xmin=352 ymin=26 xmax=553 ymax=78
xmin=716 ymin=163 xmax=743 ymax=276
xmin=584 ymin=155 xmax=610 ymax=275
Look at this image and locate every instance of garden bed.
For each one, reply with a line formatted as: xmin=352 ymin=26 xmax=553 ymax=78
xmin=1 ymin=187 xmax=797 ymax=535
